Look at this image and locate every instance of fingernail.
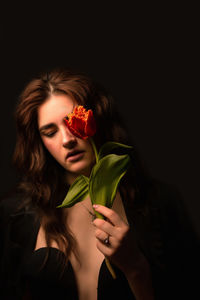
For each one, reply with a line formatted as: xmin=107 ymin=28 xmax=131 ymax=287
xmin=93 ymin=204 xmax=99 ymax=209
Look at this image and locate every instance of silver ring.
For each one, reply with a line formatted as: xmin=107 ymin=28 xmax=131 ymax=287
xmin=104 ymin=236 xmax=110 ymax=245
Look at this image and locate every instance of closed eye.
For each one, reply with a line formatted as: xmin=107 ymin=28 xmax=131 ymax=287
xmin=42 ymin=131 xmax=57 ymax=138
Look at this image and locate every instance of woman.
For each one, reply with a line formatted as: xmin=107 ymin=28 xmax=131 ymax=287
xmin=0 ymin=68 xmax=199 ymax=299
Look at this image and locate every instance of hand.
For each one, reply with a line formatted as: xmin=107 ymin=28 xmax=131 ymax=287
xmin=92 ymin=204 xmax=144 ymax=275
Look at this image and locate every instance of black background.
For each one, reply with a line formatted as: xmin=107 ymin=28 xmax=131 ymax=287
xmin=1 ymin=4 xmax=199 ymax=236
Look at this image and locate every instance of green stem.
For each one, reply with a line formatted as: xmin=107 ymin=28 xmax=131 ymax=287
xmin=89 ymin=138 xmax=117 ymax=279
xmin=90 ymin=138 xmax=99 ymax=163
xmin=105 ymin=257 xmax=117 ymax=279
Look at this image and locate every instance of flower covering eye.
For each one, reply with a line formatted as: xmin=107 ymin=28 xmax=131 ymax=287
xmin=64 ymin=106 xmax=96 ymax=140
xmin=60 ymin=104 xmax=133 ymax=280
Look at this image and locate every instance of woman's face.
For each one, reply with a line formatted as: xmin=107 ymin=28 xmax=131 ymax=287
xmin=37 ymin=94 xmax=96 ymax=184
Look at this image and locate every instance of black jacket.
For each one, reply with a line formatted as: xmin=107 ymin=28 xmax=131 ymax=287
xmin=0 ymin=180 xmax=199 ymax=299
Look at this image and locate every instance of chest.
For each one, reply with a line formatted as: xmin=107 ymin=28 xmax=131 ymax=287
xmin=35 ymin=193 xmax=128 ymax=299
xmin=69 ymin=240 xmax=104 ymax=300
xmin=66 ymin=194 xmax=129 ymax=299
xmin=65 ymin=202 xmax=106 ymax=300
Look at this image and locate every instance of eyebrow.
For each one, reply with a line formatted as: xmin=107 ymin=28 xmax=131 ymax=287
xmin=39 ymin=106 xmax=76 ymax=132
xmin=39 ymin=123 xmax=56 ymax=132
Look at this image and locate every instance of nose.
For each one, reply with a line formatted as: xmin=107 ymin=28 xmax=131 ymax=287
xmin=62 ymin=126 xmax=77 ymax=148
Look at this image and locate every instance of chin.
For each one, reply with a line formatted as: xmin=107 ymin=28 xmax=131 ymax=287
xmin=65 ymin=161 xmax=94 ymax=178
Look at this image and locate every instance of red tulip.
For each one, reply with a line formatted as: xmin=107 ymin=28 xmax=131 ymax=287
xmin=64 ymin=106 xmax=96 ymax=139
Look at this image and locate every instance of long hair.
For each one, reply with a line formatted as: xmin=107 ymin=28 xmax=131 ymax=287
xmin=13 ymin=67 xmax=155 ymax=261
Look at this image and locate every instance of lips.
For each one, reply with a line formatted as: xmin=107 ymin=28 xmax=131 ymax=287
xmin=66 ymin=150 xmax=85 ymax=160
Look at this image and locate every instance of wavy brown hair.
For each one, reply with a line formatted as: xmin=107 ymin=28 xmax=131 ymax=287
xmin=13 ymin=67 xmax=154 ymax=262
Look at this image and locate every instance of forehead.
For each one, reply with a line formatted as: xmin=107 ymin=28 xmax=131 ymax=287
xmin=37 ymin=94 xmax=76 ymax=127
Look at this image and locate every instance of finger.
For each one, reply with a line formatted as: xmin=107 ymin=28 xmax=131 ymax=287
xmin=95 ymin=228 xmax=109 ymax=243
xmin=96 ymin=239 xmax=113 ymax=257
xmin=93 ymin=204 xmax=125 ymax=227
xmin=93 ymin=218 xmax=116 ymax=237
xmin=94 ymin=227 xmax=121 ymax=248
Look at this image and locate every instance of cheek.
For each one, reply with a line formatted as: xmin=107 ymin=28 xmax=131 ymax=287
xmin=42 ymin=139 xmax=59 ymax=157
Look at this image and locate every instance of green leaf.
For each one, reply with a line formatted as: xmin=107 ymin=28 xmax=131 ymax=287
xmin=89 ymin=154 xmax=131 ymax=218
xmin=98 ymin=141 xmax=133 ymax=161
xmin=57 ymin=175 xmax=89 ymax=208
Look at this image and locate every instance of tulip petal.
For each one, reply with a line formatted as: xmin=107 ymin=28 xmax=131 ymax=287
xmin=64 ymin=118 xmax=83 ymax=139
xmin=63 ymin=106 xmax=96 ymax=140
xmin=71 ymin=116 xmax=85 ymax=136
xmin=85 ymin=110 xmax=96 ymax=137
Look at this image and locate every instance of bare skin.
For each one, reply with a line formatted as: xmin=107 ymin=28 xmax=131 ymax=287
xmin=35 ymin=192 xmax=129 ymax=300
